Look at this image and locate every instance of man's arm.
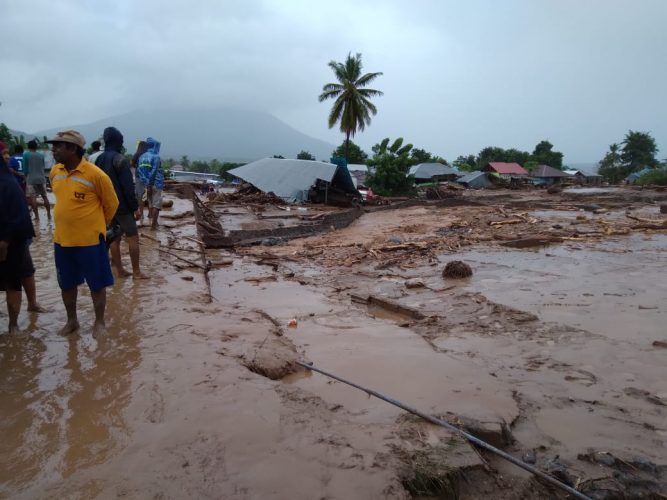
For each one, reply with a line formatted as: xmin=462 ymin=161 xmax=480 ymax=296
xmin=118 ymin=158 xmax=139 ymax=213
xmin=98 ymin=171 xmax=120 ymax=225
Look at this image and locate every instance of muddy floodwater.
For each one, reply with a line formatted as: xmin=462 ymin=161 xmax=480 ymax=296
xmin=1 ymin=191 xmax=666 ymax=499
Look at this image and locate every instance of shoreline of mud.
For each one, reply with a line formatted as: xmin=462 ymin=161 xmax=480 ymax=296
xmin=1 ymin=187 xmax=665 ymax=499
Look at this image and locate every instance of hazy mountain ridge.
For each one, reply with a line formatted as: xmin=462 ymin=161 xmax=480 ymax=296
xmin=32 ymin=108 xmax=337 ymax=161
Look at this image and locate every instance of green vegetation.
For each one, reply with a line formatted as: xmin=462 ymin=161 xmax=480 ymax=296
xmin=637 ymin=167 xmax=667 ymax=186
xmin=318 ymin=52 xmax=383 ymax=163
xmin=598 ymin=130 xmax=659 ymax=183
xmin=365 ymin=138 xmax=414 ymax=196
xmin=332 ymin=140 xmax=368 ymax=164
xmin=0 ymin=123 xmax=29 ymax=150
xmin=453 ymin=140 xmax=563 ymax=171
xmin=296 ymin=150 xmax=315 ymax=160
xmin=161 ymin=157 xmax=245 ymax=181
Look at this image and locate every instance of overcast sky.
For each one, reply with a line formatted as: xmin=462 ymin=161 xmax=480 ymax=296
xmin=2 ymin=0 xmax=665 ymax=163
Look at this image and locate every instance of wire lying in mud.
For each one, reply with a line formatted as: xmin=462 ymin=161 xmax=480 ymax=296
xmin=296 ymin=360 xmax=592 ymax=500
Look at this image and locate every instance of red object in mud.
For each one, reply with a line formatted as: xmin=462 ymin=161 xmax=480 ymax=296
xmin=357 ymin=186 xmax=374 ymax=201
xmin=288 ymin=319 xmax=298 ymax=328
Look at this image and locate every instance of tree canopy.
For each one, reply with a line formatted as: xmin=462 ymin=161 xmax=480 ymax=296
xmin=296 ymin=150 xmax=315 ymax=160
xmin=332 ymin=140 xmax=368 ymax=164
xmin=598 ymin=131 xmax=659 ymax=183
xmin=318 ymin=52 xmax=382 ymax=162
xmin=365 ymin=137 xmax=415 ymax=196
xmin=454 ymin=140 xmax=564 ymax=171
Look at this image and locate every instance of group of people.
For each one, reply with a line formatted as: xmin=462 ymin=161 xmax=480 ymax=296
xmin=0 ymin=127 xmax=164 ymax=335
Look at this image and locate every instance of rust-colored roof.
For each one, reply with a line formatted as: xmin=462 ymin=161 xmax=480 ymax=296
xmin=485 ymin=162 xmax=529 ymax=175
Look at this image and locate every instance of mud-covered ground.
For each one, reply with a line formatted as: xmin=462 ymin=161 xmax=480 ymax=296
xmin=1 ymin=187 xmax=666 ymax=499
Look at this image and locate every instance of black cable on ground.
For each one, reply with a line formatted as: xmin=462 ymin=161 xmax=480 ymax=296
xmin=296 ymin=360 xmax=591 ymax=500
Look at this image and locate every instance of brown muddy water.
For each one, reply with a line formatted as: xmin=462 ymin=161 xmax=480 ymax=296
xmin=1 ymin=202 xmax=666 ymax=498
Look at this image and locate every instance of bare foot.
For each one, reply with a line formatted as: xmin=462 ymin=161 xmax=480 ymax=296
xmin=8 ymin=324 xmax=21 ymax=335
xmin=115 ymin=267 xmax=132 ymax=278
xmin=58 ymin=320 xmax=80 ymax=336
xmin=27 ymin=303 xmax=48 ymax=313
xmin=132 ymin=271 xmax=149 ymax=280
xmin=92 ymin=321 xmax=107 ymax=338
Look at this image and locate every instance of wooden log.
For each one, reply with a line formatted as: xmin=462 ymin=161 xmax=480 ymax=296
xmin=156 ymin=247 xmax=207 ymax=270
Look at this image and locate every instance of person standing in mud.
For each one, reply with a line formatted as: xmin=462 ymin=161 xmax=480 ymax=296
xmin=95 ymin=127 xmax=147 ymax=279
xmin=47 ymin=130 xmax=119 ymax=336
xmin=135 ymin=137 xmax=163 ymax=230
xmin=0 ymin=151 xmax=36 ymax=333
xmin=23 ymin=140 xmax=52 ymax=220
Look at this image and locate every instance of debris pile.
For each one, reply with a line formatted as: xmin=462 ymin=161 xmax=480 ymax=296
xmin=207 ymin=184 xmax=284 ymax=205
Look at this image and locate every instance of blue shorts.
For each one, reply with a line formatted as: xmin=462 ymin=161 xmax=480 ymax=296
xmin=54 ymin=239 xmax=114 ymax=292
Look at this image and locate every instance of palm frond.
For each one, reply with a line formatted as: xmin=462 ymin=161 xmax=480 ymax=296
xmin=355 ymin=71 xmax=383 ymax=87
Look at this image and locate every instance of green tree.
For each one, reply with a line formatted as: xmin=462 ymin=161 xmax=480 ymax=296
xmin=621 ymin=130 xmax=658 ymax=170
xmin=179 ymin=155 xmax=190 ymax=170
xmin=476 ymin=146 xmax=507 ymax=169
xmin=598 ymin=143 xmax=624 ymax=182
xmin=504 ymin=148 xmax=531 ymax=166
xmin=365 ymin=137 xmax=414 ymax=196
xmin=296 ymin=150 xmax=315 ymax=160
xmin=318 ymin=52 xmax=383 ymax=163
xmin=531 ymin=140 xmax=563 ymax=168
xmin=453 ymin=154 xmax=478 ymax=172
xmin=408 ymin=148 xmax=447 ymax=166
xmin=332 ymin=140 xmax=368 ymax=164
xmin=190 ymin=160 xmax=211 ymax=173
xmin=219 ymin=161 xmax=245 ymax=181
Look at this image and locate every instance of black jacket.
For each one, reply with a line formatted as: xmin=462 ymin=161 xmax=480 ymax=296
xmin=0 ymin=163 xmax=34 ymax=243
xmin=96 ymin=127 xmax=139 ymax=215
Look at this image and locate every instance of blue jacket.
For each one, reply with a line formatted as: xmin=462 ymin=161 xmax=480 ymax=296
xmin=96 ymin=127 xmax=139 ymax=215
xmin=137 ymin=137 xmax=164 ymax=189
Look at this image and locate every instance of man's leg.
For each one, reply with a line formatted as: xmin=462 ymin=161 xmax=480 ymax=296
xmin=39 ymin=185 xmax=51 ymax=219
xmin=22 ymin=274 xmax=46 ymax=312
xmin=109 ymin=239 xmax=131 ymax=277
xmin=27 ymin=194 xmax=39 ymax=220
xmin=126 ymin=235 xmax=148 ymax=279
xmin=6 ymin=289 xmax=22 ymax=334
xmin=59 ymin=287 xmax=80 ymax=335
xmin=90 ymin=287 xmax=107 ymax=336
xmin=150 ymin=209 xmax=160 ymax=229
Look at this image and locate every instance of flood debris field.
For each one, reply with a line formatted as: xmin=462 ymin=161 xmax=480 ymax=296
xmin=1 ymin=186 xmax=666 ymax=499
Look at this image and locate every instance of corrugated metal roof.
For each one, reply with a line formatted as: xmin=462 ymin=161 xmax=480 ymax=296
xmin=228 ymin=158 xmax=357 ymax=202
xmin=457 ymin=171 xmax=492 ymax=188
xmin=347 ymin=163 xmax=368 ymax=172
xmin=457 ymin=171 xmax=485 ymax=183
xmin=485 ymin=162 xmax=529 ymax=175
xmin=408 ymin=163 xmax=460 ymax=178
xmin=531 ymin=165 xmax=571 ymax=178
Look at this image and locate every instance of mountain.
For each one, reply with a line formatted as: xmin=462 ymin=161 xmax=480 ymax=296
xmin=32 ymin=108 xmax=336 ymax=161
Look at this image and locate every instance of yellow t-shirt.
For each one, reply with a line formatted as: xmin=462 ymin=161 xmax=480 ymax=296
xmin=49 ymin=159 xmax=119 ymax=247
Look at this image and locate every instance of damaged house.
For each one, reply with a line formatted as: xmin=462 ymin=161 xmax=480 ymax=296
xmin=228 ymin=157 xmax=359 ymax=206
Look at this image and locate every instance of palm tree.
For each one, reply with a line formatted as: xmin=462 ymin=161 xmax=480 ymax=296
xmin=318 ymin=52 xmax=383 ymax=163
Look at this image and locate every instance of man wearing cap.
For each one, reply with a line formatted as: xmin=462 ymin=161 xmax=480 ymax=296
xmin=48 ymin=130 xmax=119 ymax=336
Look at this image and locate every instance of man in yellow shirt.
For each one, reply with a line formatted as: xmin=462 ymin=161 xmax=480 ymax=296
xmin=47 ymin=130 xmax=119 ymax=336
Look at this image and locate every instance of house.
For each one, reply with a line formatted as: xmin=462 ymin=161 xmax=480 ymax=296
xmin=625 ymin=167 xmax=653 ymax=184
xmin=228 ymin=158 xmax=358 ymax=204
xmin=530 ymin=165 xmax=572 ymax=185
xmin=564 ymin=169 xmax=602 ymax=186
xmin=409 ymin=163 xmax=461 ymax=183
xmin=457 ymin=171 xmax=492 ymax=189
xmin=483 ymin=162 xmax=529 ymax=178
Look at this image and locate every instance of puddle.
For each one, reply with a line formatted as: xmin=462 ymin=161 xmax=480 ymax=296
xmin=446 ymin=234 xmax=667 ymax=342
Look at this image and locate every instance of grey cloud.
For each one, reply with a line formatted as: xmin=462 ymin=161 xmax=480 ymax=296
xmin=2 ymin=0 xmax=665 ymax=163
